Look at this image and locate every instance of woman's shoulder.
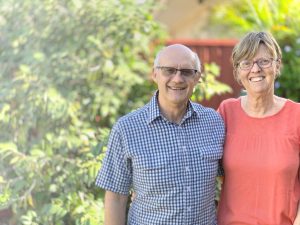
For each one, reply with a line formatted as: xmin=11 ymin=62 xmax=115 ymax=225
xmin=218 ymin=98 xmax=242 ymax=119
xmin=219 ymin=97 xmax=241 ymax=109
xmin=285 ymin=98 xmax=300 ymax=113
xmin=286 ymin=98 xmax=300 ymax=106
xmin=272 ymin=97 xmax=300 ymax=122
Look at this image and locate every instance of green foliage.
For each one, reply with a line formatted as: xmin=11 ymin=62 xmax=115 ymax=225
xmin=0 ymin=0 xmax=233 ymax=223
xmin=276 ymin=38 xmax=300 ymax=100
xmin=0 ymin=0 xmax=165 ymax=224
xmin=212 ymin=0 xmax=300 ymax=101
xmin=192 ymin=63 xmax=232 ymax=102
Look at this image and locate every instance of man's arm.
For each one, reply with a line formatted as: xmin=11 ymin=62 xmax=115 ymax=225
xmin=104 ymin=191 xmax=129 ymax=225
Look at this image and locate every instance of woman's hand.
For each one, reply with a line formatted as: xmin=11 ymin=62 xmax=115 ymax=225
xmin=293 ymin=216 xmax=300 ymax=225
xmin=294 ymin=202 xmax=300 ymax=225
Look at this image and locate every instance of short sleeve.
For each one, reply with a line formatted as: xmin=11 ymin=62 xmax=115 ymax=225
xmin=95 ymin=123 xmax=132 ymax=195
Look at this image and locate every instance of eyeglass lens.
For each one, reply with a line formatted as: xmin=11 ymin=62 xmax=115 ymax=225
xmin=158 ymin=66 xmax=197 ymax=77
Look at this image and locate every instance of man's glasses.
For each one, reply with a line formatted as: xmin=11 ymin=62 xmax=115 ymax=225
xmin=239 ymin=58 xmax=277 ymax=70
xmin=156 ymin=66 xmax=198 ymax=78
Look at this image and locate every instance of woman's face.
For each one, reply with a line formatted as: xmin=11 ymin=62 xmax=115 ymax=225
xmin=236 ymin=44 xmax=280 ymax=96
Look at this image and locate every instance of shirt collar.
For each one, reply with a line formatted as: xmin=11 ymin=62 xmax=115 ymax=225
xmin=147 ymin=91 xmax=200 ymax=124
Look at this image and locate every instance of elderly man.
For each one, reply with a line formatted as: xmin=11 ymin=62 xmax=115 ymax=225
xmin=95 ymin=44 xmax=225 ymax=225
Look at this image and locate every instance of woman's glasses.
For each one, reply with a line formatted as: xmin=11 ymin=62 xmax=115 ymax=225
xmin=238 ymin=58 xmax=277 ymax=70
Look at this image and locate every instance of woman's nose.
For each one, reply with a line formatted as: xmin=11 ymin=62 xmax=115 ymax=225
xmin=250 ymin=62 xmax=262 ymax=72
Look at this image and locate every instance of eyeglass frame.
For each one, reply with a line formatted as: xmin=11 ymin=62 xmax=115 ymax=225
xmin=238 ymin=58 xmax=279 ymax=71
xmin=155 ymin=66 xmax=199 ymax=78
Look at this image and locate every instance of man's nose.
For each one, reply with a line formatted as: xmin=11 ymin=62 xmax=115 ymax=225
xmin=172 ymin=70 xmax=185 ymax=81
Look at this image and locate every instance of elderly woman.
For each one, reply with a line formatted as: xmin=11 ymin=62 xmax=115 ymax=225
xmin=217 ymin=31 xmax=300 ymax=225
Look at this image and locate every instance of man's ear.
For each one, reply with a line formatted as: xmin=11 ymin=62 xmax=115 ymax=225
xmin=194 ymin=72 xmax=201 ymax=84
xmin=152 ymin=68 xmax=157 ymax=83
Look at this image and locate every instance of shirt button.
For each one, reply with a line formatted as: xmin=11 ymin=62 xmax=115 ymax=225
xmin=185 ymin=166 xmax=190 ymax=172
xmin=187 ymin=207 xmax=192 ymax=212
xmin=187 ymin=186 xmax=191 ymax=192
xmin=182 ymin=145 xmax=187 ymax=151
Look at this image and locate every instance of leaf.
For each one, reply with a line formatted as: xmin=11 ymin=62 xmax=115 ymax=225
xmin=27 ymin=194 xmax=34 ymax=207
xmin=49 ymin=203 xmax=67 ymax=218
xmin=33 ymin=52 xmax=45 ymax=61
xmin=30 ymin=149 xmax=45 ymax=157
xmin=10 ymin=156 xmax=20 ymax=165
xmin=0 ymin=0 xmax=166 ymax=224
xmin=0 ymin=104 xmax=10 ymax=121
xmin=0 ymin=142 xmax=18 ymax=152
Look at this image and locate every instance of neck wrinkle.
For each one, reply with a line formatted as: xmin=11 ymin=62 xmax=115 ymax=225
xmin=242 ymin=95 xmax=285 ymax=118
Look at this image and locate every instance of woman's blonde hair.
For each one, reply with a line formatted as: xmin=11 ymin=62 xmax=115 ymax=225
xmin=232 ymin=31 xmax=282 ymax=81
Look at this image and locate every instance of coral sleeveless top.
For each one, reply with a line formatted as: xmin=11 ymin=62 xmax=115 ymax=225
xmin=217 ymin=98 xmax=300 ymax=225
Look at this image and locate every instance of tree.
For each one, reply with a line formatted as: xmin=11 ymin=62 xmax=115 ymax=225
xmin=211 ymin=0 xmax=300 ymax=101
xmin=0 ymin=0 xmax=165 ymax=224
xmin=192 ymin=63 xmax=232 ymax=102
xmin=0 ymin=0 xmax=231 ymax=224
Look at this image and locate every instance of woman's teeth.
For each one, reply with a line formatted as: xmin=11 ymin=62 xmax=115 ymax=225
xmin=249 ymin=76 xmax=265 ymax=82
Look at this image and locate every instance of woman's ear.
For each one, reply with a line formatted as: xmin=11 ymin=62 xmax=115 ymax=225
xmin=234 ymin=69 xmax=242 ymax=86
xmin=275 ymin=59 xmax=282 ymax=78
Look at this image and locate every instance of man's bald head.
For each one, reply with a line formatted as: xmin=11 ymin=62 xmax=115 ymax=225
xmin=153 ymin=44 xmax=201 ymax=71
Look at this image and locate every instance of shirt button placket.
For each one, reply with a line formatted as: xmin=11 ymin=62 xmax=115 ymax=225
xmin=179 ymin=125 xmax=193 ymax=223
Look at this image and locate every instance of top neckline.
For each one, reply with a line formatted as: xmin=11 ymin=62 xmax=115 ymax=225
xmin=237 ymin=97 xmax=289 ymax=120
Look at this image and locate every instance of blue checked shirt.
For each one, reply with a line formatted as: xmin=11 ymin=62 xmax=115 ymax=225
xmin=96 ymin=92 xmax=225 ymax=225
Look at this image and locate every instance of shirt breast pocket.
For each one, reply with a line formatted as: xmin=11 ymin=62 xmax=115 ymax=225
xmin=133 ymin=156 xmax=175 ymax=193
xmin=195 ymin=146 xmax=223 ymax=180
xmin=201 ymin=147 xmax=223 ymax=162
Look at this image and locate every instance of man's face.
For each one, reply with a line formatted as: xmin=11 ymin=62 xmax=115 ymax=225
xmin=152 ymin=45 xmax=200 ymax=109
